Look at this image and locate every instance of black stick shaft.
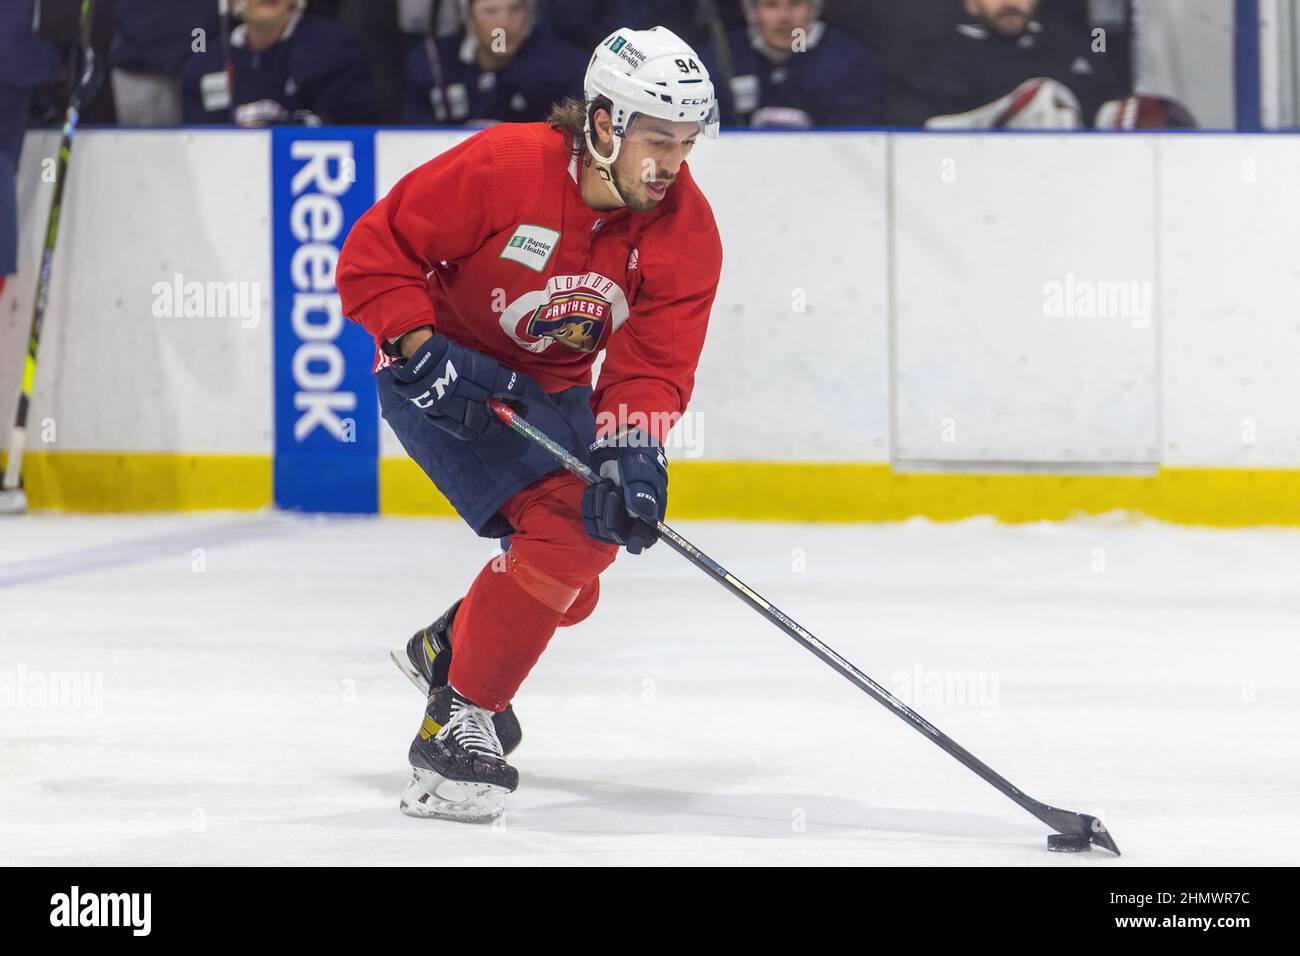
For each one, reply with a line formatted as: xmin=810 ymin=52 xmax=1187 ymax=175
xmin=3 ymin=0 xmax=96 ymax=494
xmin=424 ymin=0 xmax=455 ymax=124
xmin=698 ymin=0 xmax=744 ymax=126
xmin=487 ymin=399 xmax=1120 ymax=854
xmin=217 ymin=0 xmax=236 ymax=123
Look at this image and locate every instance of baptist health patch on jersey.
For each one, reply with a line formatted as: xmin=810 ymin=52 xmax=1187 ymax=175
xmin=500 ymin=224 xmax=560 ymax=272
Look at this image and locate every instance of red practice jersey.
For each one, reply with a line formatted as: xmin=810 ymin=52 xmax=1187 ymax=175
xmin=337 ymin=122 xmax=723 ymax=442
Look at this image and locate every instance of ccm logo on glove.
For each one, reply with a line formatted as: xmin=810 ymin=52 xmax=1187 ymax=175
xmin=408 ymin=358 xmax=461 ymax=408
xmin=391 ymin=334 xmax=524 ymax=441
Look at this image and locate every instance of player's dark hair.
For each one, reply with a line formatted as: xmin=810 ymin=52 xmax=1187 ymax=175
xmin=548 ymin=96 xmax=613 ymax=158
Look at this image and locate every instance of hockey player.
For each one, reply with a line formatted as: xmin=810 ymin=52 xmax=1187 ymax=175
xmin=181 ymin=0 xmax=374 ymax=126
xmin=337 ymin=26 xmax=723 ymax=822
xmin=402 ymin=0 xmax=585 ymax=126
xmin=709 ymin=0 xmax=883 ymax=128
xmin=888 ymin=0 xmax=1126 ymax=129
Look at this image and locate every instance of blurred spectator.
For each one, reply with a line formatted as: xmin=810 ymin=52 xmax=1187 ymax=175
xmin=822 ymin=0 xmax=960 ymax=77
xmin=1 ymin=0 xmax=62 ymax=296
xmin=397 ymin=0 xmax=462 ymax=38
xmin=402 ymin=0 xmax=583 ymax=126
xmin=103 ymin=0 xmax=219 ymax=126
xmin=888 ymin=0 xmax=1126 ymax=128
xmin=550 ymin=1 xmax=654 ymax=49
xmin=543 ymin=1 xmax=706 ymax=50
xmin=181 ymin=0 xmax=375 ymax=126
xmin=707 ymin=0 xmax=883 ymax=129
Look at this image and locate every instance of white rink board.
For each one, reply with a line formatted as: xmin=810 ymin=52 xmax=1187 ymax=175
xmin=3 ymin=130 xmax=1300 ymax=470
xmin=1158 ymin=136 xmax=1300 ymax=468
xmin=375 ymin=130 xmax=892 ymax=463
xmin=674 ymin=132 xmax=891 ymax=462
xmin=891 ymin=134 xmax=1160 ymax=468
xmin=0 ymin=131 xmax=273 ymax=455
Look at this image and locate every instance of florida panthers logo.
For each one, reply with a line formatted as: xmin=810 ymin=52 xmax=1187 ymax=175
xmin=528 ymin=292 xmax=608 ymax=352
xmin=500 ymin=272 xmax=630 ymax=354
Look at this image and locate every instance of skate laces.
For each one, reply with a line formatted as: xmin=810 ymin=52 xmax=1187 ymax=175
xmin=439 ymin=693 xmax=504 ymax=757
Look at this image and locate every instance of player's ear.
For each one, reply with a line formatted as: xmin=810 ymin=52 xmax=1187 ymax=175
xmin=594 ymin=108 xmax=613 ymax=147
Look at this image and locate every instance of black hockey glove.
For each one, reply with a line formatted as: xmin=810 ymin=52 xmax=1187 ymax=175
xmin=390 ymin=333 xmax=525 ymax=441
xmin=581 ymin=429 xmax=668 ymax=554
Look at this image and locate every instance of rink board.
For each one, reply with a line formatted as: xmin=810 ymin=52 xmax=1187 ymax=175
xmin=2 ymin=129 xmax=1299 ymax=523
xmin=9 ymin=450 xmax=1300 ymax=529
xmin=890 ymin=135 xmax=1160 ymax=467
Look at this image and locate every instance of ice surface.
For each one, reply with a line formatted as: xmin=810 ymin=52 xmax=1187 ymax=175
xmin=1 ymin=511 xmax=1297 ymax=865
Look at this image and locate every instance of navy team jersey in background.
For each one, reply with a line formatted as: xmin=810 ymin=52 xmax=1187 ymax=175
xmin=1 ymin=0 xmax=61 ymax=276
xmin=181 ymin=10 xmax=374 ymax=126
xmin=402 ymin=26 xmax=585 ymax=127
xmin=708 ymin=21 xmax=884 ymax=129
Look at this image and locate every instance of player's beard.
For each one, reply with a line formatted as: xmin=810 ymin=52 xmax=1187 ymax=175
xmin=611 ymin=159 xmax=670 ymax=213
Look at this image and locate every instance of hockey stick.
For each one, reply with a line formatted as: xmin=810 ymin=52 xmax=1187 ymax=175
xmin=1 ymin=0 xmax=97 ymax=515
xmin=698 ymin=0 xmax=746 ymax=127
xmin=217 ymin=0 xmax=236 ymax=122
xmin=487 ymin=398 xmax=1121 ymax=855
xmin=424 ymin=0 xmax=456 ymax=125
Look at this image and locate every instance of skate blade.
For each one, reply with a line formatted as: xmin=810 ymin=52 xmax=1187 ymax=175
xmin=0 ymin=489 xmax=28 ymax=515
xmin=389 ymin=646 xmax=430 ymax=696
xmin=399 ymin=769 xmax=506 ymax=824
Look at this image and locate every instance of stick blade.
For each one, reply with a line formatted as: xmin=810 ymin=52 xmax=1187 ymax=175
xmin=1082 ymin=815 xmax=1122 ymax=855
xmin=1035 ymin=804 xmax=1121 ymax=856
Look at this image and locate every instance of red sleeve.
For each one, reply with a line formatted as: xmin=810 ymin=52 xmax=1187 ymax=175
xmin=338 ymin=132 xmax=499 ymax=345
xmin=592 ymin=196 xmax=723 ymax=444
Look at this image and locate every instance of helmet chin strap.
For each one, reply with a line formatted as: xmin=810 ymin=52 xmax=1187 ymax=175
xmin=584 ymin=124 xmax=627 ymax=207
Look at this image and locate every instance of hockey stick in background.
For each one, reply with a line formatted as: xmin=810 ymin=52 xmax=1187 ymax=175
xmin=216 ymin=0 xmax=236 ymax=122
xmin=488 ymin=398 xmax=1122 ymax=855
xmin=424 ymin=0 xmax=455 ymax=125
xmin=0 ymin=0 xmax=98 ymax=516
xmin=698 ymin=0 xmax=745 ymax=127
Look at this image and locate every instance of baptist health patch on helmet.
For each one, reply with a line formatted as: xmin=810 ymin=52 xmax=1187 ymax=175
xmin=606 ymin=35 xmax=648 ymax=69
xmin=500 ymin=224 xmax=561 ymax=273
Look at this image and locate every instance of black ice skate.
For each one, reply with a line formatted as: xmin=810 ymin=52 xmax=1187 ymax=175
xmin=400 ymin=684 xmax=519 ymax=823
xmin=390 ymin=600 xmax=523 ymax=755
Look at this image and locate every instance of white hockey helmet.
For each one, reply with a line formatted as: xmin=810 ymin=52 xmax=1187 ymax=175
xmin=582 ymin=25 xmax=719 ymax=177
